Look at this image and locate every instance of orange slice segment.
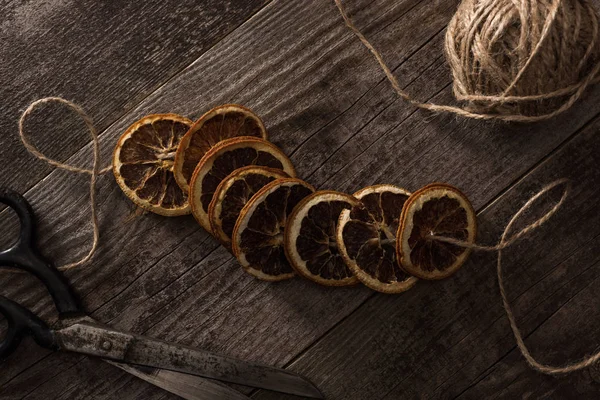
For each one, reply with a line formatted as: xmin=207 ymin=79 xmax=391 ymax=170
xmin=232 ymin=178 xmax=315 ymax=281
xmin=113 ymin=114 xmax=192 ymax=216
xmin=337 ymin=184 xmax=417 ymax=293
xmin=209 ymin=166 xmax=289 ymax=247
xmin=173 ymin=104 xmax=267 ymax=192
xmin=284 ymin=191 xmax=359 ymax=286
xmin=396 ymin=183 xmax=477 ymax=280
xmin=189 ymin=137 xmax=296 ymax=233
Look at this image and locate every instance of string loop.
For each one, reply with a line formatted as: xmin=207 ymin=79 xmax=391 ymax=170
xmin=18 ymin=97 xmax=111 ymax=271
xmin=430 ymin=178 xmax=570 ymax=251
xmin=431 ymin=179 xmax=600 ymax=375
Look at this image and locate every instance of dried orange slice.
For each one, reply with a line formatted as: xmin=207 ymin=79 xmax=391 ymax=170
xmin=189 ymin=137 xmax=296 ymax=232
xmin=173 ymin=104 xmax=267 ymax=192
xmin=337 ymin=185 xmax=417 ymax=294
xmin=209 ymin=166 xmax=289 ymax=246
xmin=396 ymin=183 xmax=477 ymax=280
xmin=284 ymin=191 xmax=359 ymax=286
xmin=232 ymin=178 xmax=315 ymax=281
xmin=113 ymin=114 xmax=193 ymax=216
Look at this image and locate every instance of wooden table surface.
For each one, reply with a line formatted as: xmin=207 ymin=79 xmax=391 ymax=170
xmin=1 ymin=1 xmax=600 ymax=399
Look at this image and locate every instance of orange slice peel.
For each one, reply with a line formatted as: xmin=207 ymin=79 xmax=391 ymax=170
xmin=174 ymin=104 xmax=267 ymax=192
xmin=209 ymin=166 xmax=289 ymax=247
xmin=285 ymin=190 xmax=360 ymax=286
xmin=337 ymin=184 xmax=417 ymax=293
xmin=396 ymin=183 xmax=477 ymax=280
xmin=232 ymin=178 xmax=315 ymax=281
xmin=189 ymin=136 xmax=296 ymax=233
xmin=113 ymin=113 xmax=192 ymax=216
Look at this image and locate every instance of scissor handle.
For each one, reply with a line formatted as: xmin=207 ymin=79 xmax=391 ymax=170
xmin=0 ymin=294 xmax=57 ymax=359
xmin=0 ymin=188 xmax=82 ymax=316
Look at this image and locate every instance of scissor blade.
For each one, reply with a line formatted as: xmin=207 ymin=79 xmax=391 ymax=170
xmin=105 ymin=360 xmax=250 ymax=400
xmin=55 ymin=323 xmax=323 ymax=399
xmin=119 ymin=337 xmax=322 ymax=399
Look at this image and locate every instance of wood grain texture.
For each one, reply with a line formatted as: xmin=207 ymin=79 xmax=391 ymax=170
xmin=0 ymin=0 xmax=268 ymax=194
xmin=252 ymin=115 xmax=600 ymax=400
xmin=1 ymin=0 xmax=600 ymax=399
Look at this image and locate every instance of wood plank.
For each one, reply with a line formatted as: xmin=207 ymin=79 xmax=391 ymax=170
xmin=251 ymin=116 xmax=600 ymax=399
xmin=0 ymin=0 xmax=268 ymax=194
xmin=2 ymin=0 xmax=600 ymax=398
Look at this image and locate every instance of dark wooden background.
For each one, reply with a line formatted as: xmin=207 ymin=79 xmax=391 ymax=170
xmin=1 ymin=0 xmax=600 ymax=399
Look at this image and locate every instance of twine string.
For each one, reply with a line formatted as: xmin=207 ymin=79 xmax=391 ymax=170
xmin=496 ymin=183 xmax=600 ymax=374
xmin=333 ymin=2 xmax=600 ymax=372
xmin=18 ymin=97 xmax=111 ymax=271
xmin=333 ymin=0 xmax=600 ymax=122
xmin=17 ymin=99 xmax=596 ymax=374
xmin=10 ymin=0 xmax=600 ymax=378
xmin=429 ymin=178 xmax=569 ymax=252
xmin=15 ymin=93 xmax=594 ymax=374
xmin=430 ymin=178 xmax=600 ymax=374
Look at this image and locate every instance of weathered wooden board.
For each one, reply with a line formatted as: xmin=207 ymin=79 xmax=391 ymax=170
xmin=252 ymin=119 xmax=600 ymax=399
xmin=0 ymin=0 xmax=268 ymax=194
xmin=1 ymin=0 xmax=600 ymax=399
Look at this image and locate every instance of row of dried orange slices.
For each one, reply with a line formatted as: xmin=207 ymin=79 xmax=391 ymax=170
xmin=112 ymin=105 xmax=268 ymax=216
xmin=111 ymin=106 xmax=477 ymax=294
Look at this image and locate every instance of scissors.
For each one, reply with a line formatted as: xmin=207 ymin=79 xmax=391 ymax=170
xmin=0 ymin=188 xmax=323 ymax=400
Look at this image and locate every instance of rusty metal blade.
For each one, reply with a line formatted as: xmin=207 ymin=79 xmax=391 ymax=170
xmin=55 ymin=323 xmax=323 ymax=399
xmin=106 ymin=360 xmax=250 ymax=400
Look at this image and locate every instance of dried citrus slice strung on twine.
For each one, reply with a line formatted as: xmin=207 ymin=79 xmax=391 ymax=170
xmin=209 ymin=166 xmax=289 ymax=246
xmin=232 ymin=178 xmax=315 ymax=281
xmin=189 ymin=136 xmax=296 ymax=232
xmin=337 ymin=184 xmax=418 ymax=293
xmin=396 ymin=183 xmax=477 ymax=280
xmin=173 ymin=104 xmax=267 ymax=192
xmin=285 ymin=191 xmax=359 ymax=286
xmin=113 ymin=114 xmax=193 ymax=216
xmin=21 ymin=98 xmax=592 ymax=378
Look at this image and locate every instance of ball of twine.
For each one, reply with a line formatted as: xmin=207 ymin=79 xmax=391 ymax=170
xmin=446 ymin=0 xmax=600 ymax=117
xmin=336 ymin=0 xmax=600 ymax=122
xmin=334 ymin=0 xmax=600 ymax=377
